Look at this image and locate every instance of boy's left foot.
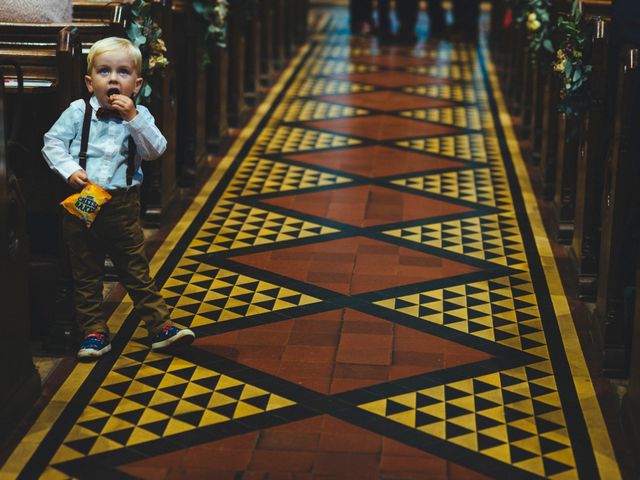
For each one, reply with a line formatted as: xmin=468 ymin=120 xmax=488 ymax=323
xmin=151 ymin=323 xmax=195 ymax=351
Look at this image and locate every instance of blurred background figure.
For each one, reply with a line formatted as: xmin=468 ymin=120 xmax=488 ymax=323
xmin=452 ymin=0 xmax=480 ymax=41
xmin=395 ymin=0 xmax=419 ymax=43
xmin=426 ymin=0 xmax=445 ymax=37
xmin=349 ymin=0 xmax=374 ymax=35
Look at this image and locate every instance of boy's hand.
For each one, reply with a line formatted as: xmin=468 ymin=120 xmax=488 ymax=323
xmin=109 ymin=94 xmax=137 ymax=122
xmin=68 ymin=169 xmax=89 ymax=190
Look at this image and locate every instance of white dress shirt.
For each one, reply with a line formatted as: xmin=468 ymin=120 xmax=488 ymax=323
xmin=42 ymin=96 xmax=167 ymax=190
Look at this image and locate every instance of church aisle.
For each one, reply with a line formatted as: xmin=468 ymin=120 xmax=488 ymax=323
xmin=2 ymin=8 xmax=621 ymax=480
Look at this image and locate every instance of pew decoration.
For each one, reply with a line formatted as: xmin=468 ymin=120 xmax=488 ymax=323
xmin=127 ymin=0 xmax=169 ymax=103
xmin=552 ymin=0 xmax=591 ymax=118
xmin=522 ymin=0 xmax=553 ymax=62
xmin=193 ymin=0 xmax=229 ymax=65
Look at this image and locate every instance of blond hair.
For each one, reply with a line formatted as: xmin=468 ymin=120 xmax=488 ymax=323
xmin=86 ymin=37 xmax=142 ymax=74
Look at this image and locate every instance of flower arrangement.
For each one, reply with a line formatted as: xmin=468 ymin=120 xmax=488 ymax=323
xmin=552 ymin=0 xmax=591 ymax=117
xmin=522 ymin=0 xmax=554 ymax=63
xmin=126 ymin=0 xmax=169 ymax=104
xmin=193 ymin=0 xmax=229 ymax=65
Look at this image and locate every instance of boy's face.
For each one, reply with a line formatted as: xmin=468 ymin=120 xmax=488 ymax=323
xmin=85 ymin=50 xmax=143 ymax=108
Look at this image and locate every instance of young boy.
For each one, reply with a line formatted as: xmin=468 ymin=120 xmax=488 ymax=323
xmin=42 ymin=37 xmax=195 ymax=360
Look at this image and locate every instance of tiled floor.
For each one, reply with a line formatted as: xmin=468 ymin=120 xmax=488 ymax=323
xmin=0 ymin=7 xmax=623 ymax=480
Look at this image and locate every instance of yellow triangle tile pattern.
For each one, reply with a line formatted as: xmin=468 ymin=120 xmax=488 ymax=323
xmin=162 ymin=259 xmax=320 ymax=328
xmin=403 ymin=83 xmax=479 ymax=103
xmin=382 ymin=213 xmax=527 ymax=270
xmin=50 ymin=354 xmax=296 ymax=464
xmin=392 ymin=168 xmax=511 ymax=208
xmin=374 ymin=273 xmax=548 ymax=357
xmin=399 ymin=106 xmax=487 ymax=130
xmin=254 ymin=126 xmax=362 ymax=154
xmin=407 ymin=64 xmax=474 ymax=81
xmin=309 ymin=59 xmax=380 ymax=76
xmin=316 ymin=45 xmax=375 ymax=57
xmin=359 ymin=362 xmax=576 ymax=478
xmin=225 ymin=157 xmax=353 ymax=197
xmin=293 ymin=77 xmax=376 ymax=96
xmin=396 ymin=133 xmax=500 ymax=163
xmin=186 ymin=201 xmax=339 ymax=254
xmin=280 ymin=99 xmax=370 ymax=122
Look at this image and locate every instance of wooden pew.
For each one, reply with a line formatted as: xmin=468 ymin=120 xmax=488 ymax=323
xmin=622 ymin=254 xmax=640 ymax=455
xmin=244 ymin=2 xmax=261 ymax=105
xmin=552 ymin=110 xmax=579 ymax=244
xmin=593 ymin=45 xmax=639 ymax=377
xmin=0 ymin=25 xmax=89 ymax=353
xmin=571 ymin=15 xmax=610 ymax=300
xmin=518 ymin=45 xmax=533 ymax=140
xmin=259 ymin=0 xmax=275 ymax=85
xmin=271 ymin=0 xmax=285 ymax=71
xmin=552 ymin=2 xmax=612 ymax=245
xmin=205 ymin=43 xmax=229 ymax=152
xmin=528 ymin=59 xmax=544 ymax=164
xmin=0 ymin=63 xmax=41 ymax=439
xmin=227 ymin=4 xmax=248 ymax=127
xmin=507 ymin=23 xmax=525 ymax=116
xmin=140 ymin=0 xmax=177 ymax=226
xmin=539 ymin=57 xmax=560 ymax=200
xmin=171 ymin=0 xmax=208 ymax=186
xmin=293 ymin=0 xmax=309 ymax=46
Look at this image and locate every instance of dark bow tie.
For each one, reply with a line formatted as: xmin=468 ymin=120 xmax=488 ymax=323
xmin=96 ymin=107 xmax=122 ymax=121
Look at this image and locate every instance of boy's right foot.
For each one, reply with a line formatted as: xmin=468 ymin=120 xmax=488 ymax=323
xmin=77 ymin=332 xmax=111 ymax=360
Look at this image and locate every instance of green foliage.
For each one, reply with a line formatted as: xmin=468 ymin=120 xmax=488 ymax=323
xmin=520 ymin=0 xmax=554 ymax=64
xmin=552 ymin=0 xmax=592 ymax=118
xmin=127 ymin=0 xmax=169 ymax=105
xmin=193 ymin=0 xmax=229 ymax=66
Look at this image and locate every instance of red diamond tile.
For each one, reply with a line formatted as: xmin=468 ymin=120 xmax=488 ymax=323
xmin=118 ymin=415 xmax=491 ymax=478
xmin=348 ymin=54 xmax=437 ymax=68
xmin=194 ymin=308 xmax=492 ymax=393
xmin=260 ymin=185 xmax=474 ymax=228
xmin=284 ymin=145 xmax=463 ymax=177
xmin=333 ymin=72 xmax=434 ymax=87
xmin=303 ymin=115 xmax=463 ymax=140
xmin=318 ymin=91 xmax=455 ymax=111
xmin=232 ymin=237 xmax=480 ymax=295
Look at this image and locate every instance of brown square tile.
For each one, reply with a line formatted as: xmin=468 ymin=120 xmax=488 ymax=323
xmin=318 ymin=91 xmax=455 ymax=111
xmin=283 ymin=146 xmax=463 ymax=178
xmin=334 ymin=71 xmax=436 ymax=87
xmin=302 ymin=115 xmax=463 ymax=141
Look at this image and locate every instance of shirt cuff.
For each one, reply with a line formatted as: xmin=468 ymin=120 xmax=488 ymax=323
xmin=126 ymin=111 xmax=147 ymax=131
xmin=57 ymin=160 xmax=83 ymax=182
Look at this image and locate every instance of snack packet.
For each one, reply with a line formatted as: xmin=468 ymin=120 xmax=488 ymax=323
xmin=61 ymin=182 xmax=112 ymax=228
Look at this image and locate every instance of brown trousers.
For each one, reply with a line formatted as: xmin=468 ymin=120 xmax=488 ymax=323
xmin=63 ymin=187 xmax=170 ymax=337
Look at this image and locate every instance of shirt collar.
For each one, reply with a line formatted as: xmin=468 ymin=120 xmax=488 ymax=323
xmin=89 ymin=95 xmax=101 ymax=112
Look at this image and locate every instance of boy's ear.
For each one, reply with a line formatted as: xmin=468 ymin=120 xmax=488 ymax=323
xmin=84 ymin=75 xmax=94 ymax=93
xmin=133 ymin=77 xmax=143 ymax=94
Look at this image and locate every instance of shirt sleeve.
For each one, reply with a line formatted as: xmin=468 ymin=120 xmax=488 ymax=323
xmin=41 ymin=102 xmax=82 ymax=182
xmin=126 ymin=106 xmax=167 ymax=161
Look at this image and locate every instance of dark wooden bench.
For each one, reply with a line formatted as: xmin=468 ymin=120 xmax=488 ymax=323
xmin=593 ymin=45 xmax=640 ymax=377
xmin=0 ymin=22 xmax=94 ymax=425
xmin=0 ymin=61 xmax=41 ymax=441
xmin=171 ymin=0 xmax=208 ymax=186
xmin=552 ymin=2 xmax=612 ymax=245
xmin=227 ymin=4 xmax=249 ymax=127
xmin=622 ymin=253 xmax=640 ymax=455
xmin=571 ymin=13 xmax=611 ymax=300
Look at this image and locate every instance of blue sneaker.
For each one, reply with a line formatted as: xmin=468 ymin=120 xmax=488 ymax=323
xmin=151 ymin=323 xmax=195 ymax=351
xmin=77 ymin=332 xmax=111 ymax=360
